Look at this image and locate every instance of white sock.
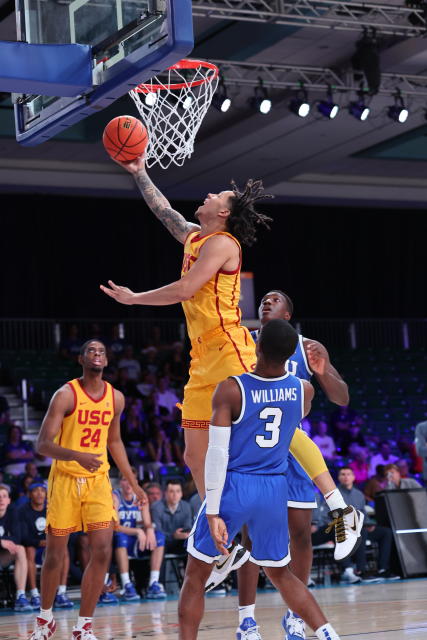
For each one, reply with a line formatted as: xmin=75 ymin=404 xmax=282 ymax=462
xmin=238 ymin=604 xmax=255 ymax=625
xmin=104 ymin=573 xmax=110 ymax=585
xmin=76 ymin=617 xmax=92 ymax=630
xmin=31 ymin=588 xmax=39 ymax=597
xmin=149 ymin=571 xmax=160 ymax=586
xmin=17 ymin=589 xmax=25 ymax=597
xmin=120 ymin=572 xmax=130 ymax=588
xmin=57 ymin=585 xmax=66 ymax=595
xmin=39 ymin=608 xmax=53 ymax=623
xmin=316 ymin=623 xmax=340 ymax=640
xmin=324 ymin=489 xmax=347 ymax=512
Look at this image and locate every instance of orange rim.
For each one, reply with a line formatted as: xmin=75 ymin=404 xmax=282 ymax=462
xmin=134 ymin=59 xmax=219 ymax=94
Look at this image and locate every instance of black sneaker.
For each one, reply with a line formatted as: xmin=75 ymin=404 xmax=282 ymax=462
xmin=377 ymin=569 xmax=401 ymax=581
xmin=358 ymin=571 xmax=381 ymax=584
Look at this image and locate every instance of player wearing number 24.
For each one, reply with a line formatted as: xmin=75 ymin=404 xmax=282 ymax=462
xmin=27 ymin=339 xmax=147 ymax=640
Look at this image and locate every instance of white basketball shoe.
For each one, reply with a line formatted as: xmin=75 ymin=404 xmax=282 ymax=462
xmin=205 ymin=542 xmax=250 ymax=592
xmin=325 ymin=505 xmax=364 ymax=561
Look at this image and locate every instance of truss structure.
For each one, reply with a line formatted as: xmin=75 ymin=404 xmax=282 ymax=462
xmin=193 ymin=1 xmax=427 ymax=37
xmin=211 ymin=58 xmax=427 ymax=96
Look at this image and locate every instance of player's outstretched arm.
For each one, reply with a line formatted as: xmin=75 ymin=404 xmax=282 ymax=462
xmin=107 ymin=390 xmax=147 ymax=505
xmin=304 ymin=339 xmax=349 ymax=406
xmin=100 ymin=234 xmax=238 ymax=306
xmin=36 ymin=386 xmax=103 ymax=472
xmin=113 ymin=154 xmax=200 ymax=243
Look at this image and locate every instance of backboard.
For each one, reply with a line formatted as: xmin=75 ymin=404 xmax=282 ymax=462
xmin=12 ymin=0 xmax=193 ymax=145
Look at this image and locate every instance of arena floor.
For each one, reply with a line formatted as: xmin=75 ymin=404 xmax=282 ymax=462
xmin=2 ymin=579 xmax=427 ymax=639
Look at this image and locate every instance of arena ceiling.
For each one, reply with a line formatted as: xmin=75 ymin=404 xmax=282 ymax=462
xmin=1 ymin=0 xmax=427 ymax=207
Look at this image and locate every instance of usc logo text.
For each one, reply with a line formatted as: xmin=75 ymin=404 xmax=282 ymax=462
xmin=77 ymin=409 xmax=112 ymax=426
xmin=77 ymin=410 xmax=112 ymax=449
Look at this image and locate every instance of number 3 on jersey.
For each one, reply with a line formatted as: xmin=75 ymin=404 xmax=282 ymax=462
xmin=256 ymin=407 xmax=283 ymax=448
xmin=80 ymin=428 xmax=101 ymax=448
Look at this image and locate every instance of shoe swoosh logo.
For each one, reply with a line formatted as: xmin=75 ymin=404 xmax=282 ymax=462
xmin=218 ymin=344 xmax=226 ymax=351
xmin=351 ymin=514 xmax=357 ymax=531
xmin=216 ymin=556 xmax=229 ymax=570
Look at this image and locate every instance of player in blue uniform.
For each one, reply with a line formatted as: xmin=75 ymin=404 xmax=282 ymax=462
xmin=239 ymin=290 xmax=351 ymax=640
xmin=112 ymin=470 xmax=166 ymax=601
xmin=179 ymin=319 xmax=341 ymax=640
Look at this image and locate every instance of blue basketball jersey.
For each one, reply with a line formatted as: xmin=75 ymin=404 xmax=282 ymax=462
xmin=228 ymin=372 xmax=304 ymax=475
xmin=114 ymin=490 xmax=142 ymax=528
xmin=250 ymin=331 xmax=312 ymax=382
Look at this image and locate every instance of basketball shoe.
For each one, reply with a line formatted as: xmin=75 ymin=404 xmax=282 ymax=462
xmin=205 ymin=542 xmax=250 ymax=592
xmin=325 ymin=506 xmax=364 ymax=561
xmin=71 ymin=623 xmax=97 ymax=640
xmin=121 ymin=582 xmax=140 ymax=601
xmin=54 ymin=593 xmax=74 ymax=608
xmin=28 ymin=616 xmax=57 ymax=639
xmin=283 ymin=610 xmax=305 ymax=640
xmin=236 ymin=617 xmax=262 ymax=640
xmin=146 ymin=581 xmax=166 ymax=599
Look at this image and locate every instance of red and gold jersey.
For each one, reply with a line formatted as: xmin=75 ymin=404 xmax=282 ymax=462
xmin=53 ymin=378 xmax=114 ymax=477
xmin=181 ymin=231 xmax=243 ymax=343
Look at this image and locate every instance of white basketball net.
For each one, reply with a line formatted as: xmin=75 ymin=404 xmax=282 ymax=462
xmin=129 ymin=60 xmax=219 ymax=169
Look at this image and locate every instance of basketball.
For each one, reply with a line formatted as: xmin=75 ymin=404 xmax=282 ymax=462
xmin=102 ymin=115 xmax=148 ymax=162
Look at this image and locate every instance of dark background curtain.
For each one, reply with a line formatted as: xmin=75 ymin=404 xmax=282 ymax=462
xmin=0 ymin=194 xmax=424 ymax=318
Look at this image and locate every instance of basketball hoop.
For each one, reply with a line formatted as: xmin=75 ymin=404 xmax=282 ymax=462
xmin=129 ymin=59 xmax=219 ymax=169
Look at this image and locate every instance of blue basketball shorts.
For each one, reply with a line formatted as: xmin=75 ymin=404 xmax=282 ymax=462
xmin=35 ymin=546 xmax=45 ymax=566
xmin=187 ymin=471 xmax=290 ymax=567
xmin=114 ymin=529 xmax=165 ymax=558
xmin=287 ymin=453 xmax=316 ymax=509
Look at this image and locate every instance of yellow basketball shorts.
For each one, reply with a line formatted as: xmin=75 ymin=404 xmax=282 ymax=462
xmin=182 ymin=325 xmax=256 ymax=429
xmin=46 ymin=469 xmax=117 ymax=535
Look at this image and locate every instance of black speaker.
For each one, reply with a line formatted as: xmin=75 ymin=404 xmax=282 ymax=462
xmin=375 ymin=488 xmax=427 ymax=578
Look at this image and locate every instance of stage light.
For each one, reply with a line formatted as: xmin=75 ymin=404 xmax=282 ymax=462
xmin=249 ymin=79 xmax=272 ymax=114
xmin=388 ymin=91 xmax=409 ymax=123
xmin=317 ymin=100 xmax=339 ymax=119
xmin=289 ymin=97 xmax=310 ymax=117
xmin=349 ymin=99 xmax=370 ymax=121
xmin=212 ymin=78 xmax=231 ymax=113
xmin=289 ymin=85 xmax=310 ymax=118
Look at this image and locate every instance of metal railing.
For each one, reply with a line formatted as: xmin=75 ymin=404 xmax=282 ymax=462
xmin=0 ymin=317 xmax=425 ymax=351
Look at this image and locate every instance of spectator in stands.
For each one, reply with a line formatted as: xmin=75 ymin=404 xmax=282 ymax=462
xmin=136 ymin=372 xmax=157 ymax=399
xmin=339 ymin=423 xmax=366 ymax=456
xmin=150 ymin=480 xmax=192 ymax=556
xmin=414 ymin=420 xmax=427 ymax=483
xmin=115 ymin=367 xmax=137 ymax=397
xmin=121 ymin=399 xmax=149 ymax=465
xmin=164 ymin=341 xmax=187 ymax=388
xmin=396 ymin=459 xmax=411 ymax=479
xmin=108 ymin=324 xmax=126 ymax=358
xmin=118 ymin=346 xmax=142 ymax=381
xmin=111 ymin=471 xmax=166 ymax=601
xmin=145 ymin=415 xmax=173 ymax=468
xmin=330 ymin=405 xmax=359 ymax=443
xmin=384 ymin=463 xmax=423 ymax=490
xmin=20 ymin=482 xmax=74 ymax=610
xmin=14 ymin=474 xmax=35 ymax=507
xmin=0 ymin=484 xmax=32 ymax=611
xmin=0 ymin=394 xmax=10 ymax=424
xmin=364 ymin=464 xmax=387 ymax=502
xmin=4 ymin=425 xmax=35 ymax=475
xmin=312 ymin=420 xmax=336 ymax=461
xmin=154 ymin=377 xmax=180 ymax=422
xmin=312 ymin=468 xmax=399 ymax=583
xmin=369 ymin=440 xmax=398 ymax=477
xmin=23 ymin=462 xmax=43 ymax=483
xmin=59 ymin=324 xmax=83 ymax=361
xmin=143 ymin=482 xmax=162 ymax=506
xmin=349 ymin=447 xmax=370 ymax=486
xmin=141 ymin=346 xmax=160 ymax=377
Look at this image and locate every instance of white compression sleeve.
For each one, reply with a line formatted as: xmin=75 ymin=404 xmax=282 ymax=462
xmin=205 ymin=425 xmax=231 ymax=515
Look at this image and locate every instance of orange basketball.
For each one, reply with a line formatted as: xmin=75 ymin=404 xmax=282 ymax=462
xmin=102 ymin=115 xmax=148 ymax=162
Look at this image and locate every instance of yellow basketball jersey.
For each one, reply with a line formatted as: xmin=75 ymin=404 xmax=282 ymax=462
xmin=53 ymin=378 xmax=114 ymax=477
xmin=181 ymin=231 xmax=243 ymax=343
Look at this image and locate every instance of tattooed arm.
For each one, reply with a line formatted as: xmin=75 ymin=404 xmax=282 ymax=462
xmin=113 ymin=154 xmax=200 ymax=244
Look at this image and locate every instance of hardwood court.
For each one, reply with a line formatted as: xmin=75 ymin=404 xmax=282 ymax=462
xmin=2 ymin=580 xmax=426 ymax=640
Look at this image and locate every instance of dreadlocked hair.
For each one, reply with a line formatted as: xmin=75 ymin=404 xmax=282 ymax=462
xmin=227 ymin=179 xmax=274 ymax=247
